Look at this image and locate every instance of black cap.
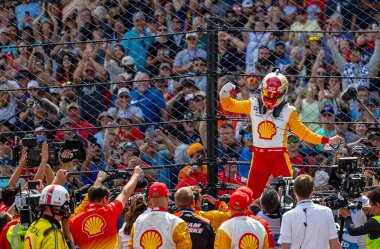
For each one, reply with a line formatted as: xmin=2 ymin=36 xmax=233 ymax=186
xmin=161 ymin=125 xmax=178 ymax=137
xmin=365 ymin=98 xmax=378 ymax=106
xmin=121 ymin=142 xmax=139 ymax=154
xmin=335 ymin=112 xmax=351 ymax=122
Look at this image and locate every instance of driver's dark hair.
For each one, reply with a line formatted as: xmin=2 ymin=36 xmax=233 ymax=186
xmin=88 ymin=186 xmax=110 ymax=203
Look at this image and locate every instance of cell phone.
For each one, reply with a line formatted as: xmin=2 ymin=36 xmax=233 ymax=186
xmin=25 ymin=11 xmax=30 ymax=17
xmin=147 ymin=125 xmax=155 ymax=139
xmin=27 ymin=181 xmax=40 ymax=190
xmin=372 ymin=23 xmax=378 ymax=31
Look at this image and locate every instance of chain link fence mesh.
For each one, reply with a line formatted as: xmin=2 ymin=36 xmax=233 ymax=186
xmin=0 ymin=0 xmax=380 ymax=196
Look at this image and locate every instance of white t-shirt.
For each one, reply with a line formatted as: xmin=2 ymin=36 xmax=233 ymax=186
xmin=279 ymin=200 xmax=338 ymax=249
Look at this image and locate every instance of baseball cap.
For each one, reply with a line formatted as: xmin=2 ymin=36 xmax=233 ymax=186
xmin=183 ymin=111 xmax=195 ymax=121
xmin=97 ymin=111 xmax=113 ymax=121
xmin=60 ymin=117 xmax=73 ymax=126
xmin=118 ymin=87 xmax=130 ymax=96
xmin=121 ymin=142 xmax=138 ymax=154
xmin=93 ymin=6 xmax=107 ymax=20
xmin=67 ymin=102 xmax=79 ymax=110
xmin=15 ymin=73 xmax=27 ymax=80
xmin=0 ymin=27 xmax=9 ymax=34
xmin=185 ymin=93 xmax=196 ymax=102
xmin=321 ymin=105 xmax=334 ymax=114
xmin=149 ymin=182 xmax=170 ymax=198
xmin=235 ymin=187 xmax=253 ymax=204
xmin=229 ymin=191 xmax=250 ymax=211
xmin=351 ymin=145 xmax=364 ymax=155
xmin=133 ymin=11 xmax=146 ymax=22
xmin=117 ymin=113 xmax=132 ymax=121
xmin=62 ymin=81 xmax=73 ymax=87
xmin=185 ymin=33 xmax=198 ymax=39
xmin=27 ymin=80 xmax=39 ymax=89
xmin=188 ymin=142 xmax=204 ymax=156
xmin=159 ymin=63 xmax=171 ymax=70
xmin=365 ymin=98 xmax=378 ymax=106
xmin=161 ymin=125 xmax=178 ymax=137
xmin=194 ymin=91 xmax=206 ymax=98
xmin=241 ymin=0 xmax=254 ymax=8
xmin=121 ymin=56 xmax=135 ymax=67
xmin=335 ymin=112 xmax=351 ymax=122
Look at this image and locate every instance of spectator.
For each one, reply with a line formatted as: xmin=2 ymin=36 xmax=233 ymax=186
xmin=287 ymin=133 xmax=307 ymax=176
xmin=55 ymin=117 xmax=83 ymax=142
xmin=168 ymin=79 xmax=199 ymax=120
xmin=94 ymin=111 xmax=113 ymax=148
xmin=69 ymin=167 xmax=143 ymax=249
xmin=0 ymin=75 xmax=22 ymax=124
xmin=214 ymin=191 xmax=269 ymax=248
xmin=218 ymin=31 xmax=245 ymax=73
xmin=130 ymin=72 xmax=166 ymax=130
xmin=146 ymin=25 xmax=180 ymax=76
xmin=108 ymin=88 xmax=144 ymax=124
xmin=238 ymin=133 xmax=253 ymax=179
xmin=55 ymin=52 xmax=78 ymax=84
xmin=15 ymin=0 xmax=43 ymax=31
xmin=113 ymin=116 xmax=144 ymax=145
xmin=218 ymin=157 xmax=245 ymax=195
xmin=59 ymin=81 xmax=78 ymax=115
xmin=294 ymin=83 xmax=320 ymax=132
xmin=55 ymin=103 xmax=96 ymax=141
xmin=289 ymin=7 xmax=323 ymax=43
xmin=177 ymin=142 xmax=207 ymax=188
xmin=218 ymin=123 xmax=241 ymax=159
xmin=174 ymin=187 xmax=215 ymax=249
xmin=335 ymin=112 xmax=359 ymax=144
xmin=190 ymin=57 xmax=207 ymax=92
xmin=316 ymin=106 xmax=337 ymax=150
xmin=104 ymin=44 xmax=126 ymax=84
xmin=73 ymin=54 xmax=108 ymax=125
xmin=278 ymin=174 xmax=342 ymax=249
xmin=128 ymin=182 xmax=192 ymax=248
xmin=327 ymin=31 xmax=380 ymax=90
xmin=92 ymin=6 xmax=113 ymax=40
xmin=173 ymin=33 xmax=207 ymax=76
xmin=170 ymin=15 xmax=185 ymax=48
xmin=121 ymin=12 xmax=154 ymax=72
xmin=177 ymin=111 xmax=202 ymax=145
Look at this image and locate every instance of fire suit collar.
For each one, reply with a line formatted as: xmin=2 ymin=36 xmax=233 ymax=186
xmin=229 ymin=212 xmax=247 ymax=219
xmin=152 ymin=206 xmax=168 ymax=212
xmin=85 ymin=203 xmax=103 ymax=211
xmin=179 ymin=209 xmax=194 ymax=214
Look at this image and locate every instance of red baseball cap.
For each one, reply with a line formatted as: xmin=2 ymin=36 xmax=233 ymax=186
xmin=149 ymin=182 xmax=170 ymax=198
xmin=236 ymin=187 xmax=253 ymax=204
xmin=229 ymin=191 xmax=250 ymax=211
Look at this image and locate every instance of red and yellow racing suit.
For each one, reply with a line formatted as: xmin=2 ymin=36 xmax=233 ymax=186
xmin=220 ymin=96 xmax=329 ymax=199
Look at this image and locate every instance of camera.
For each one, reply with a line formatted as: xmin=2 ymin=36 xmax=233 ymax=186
xmin=17 ymin=190 xmax=41 ymax=229
xmin=12 ymin=138 xmax=86 ymax=167
xmin=271 ymin=176 xmax=295 ymax=212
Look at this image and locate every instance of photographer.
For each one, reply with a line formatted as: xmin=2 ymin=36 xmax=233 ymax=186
xmin=339 ymin=187 xmax=380 ymax=249
xmin=278 ymin=174 xmax=342 ymax=249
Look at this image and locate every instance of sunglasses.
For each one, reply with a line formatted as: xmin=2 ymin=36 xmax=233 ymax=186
xmin=195 ymin=97 xmax=204 ymax=102
xmin=158 ymin=28 xmax=168 ymax=32
xmin=119 ymin=95 xmax=129 ymax=99
xmin=317 ymin=72 xmax=326 ymax=76
xmin=194 ymin=63 xmax=205 ymax=67
xmin=187 ymin=37 xmax=196 ymax=41
xmin=287 ymin=138 xmax=299 ymax=144
xmin=322 ymin=113 xmax=333 ymax=117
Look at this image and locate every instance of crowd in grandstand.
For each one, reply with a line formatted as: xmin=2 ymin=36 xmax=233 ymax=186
xmin=1 ymin=0 xmax=380 ymax=248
